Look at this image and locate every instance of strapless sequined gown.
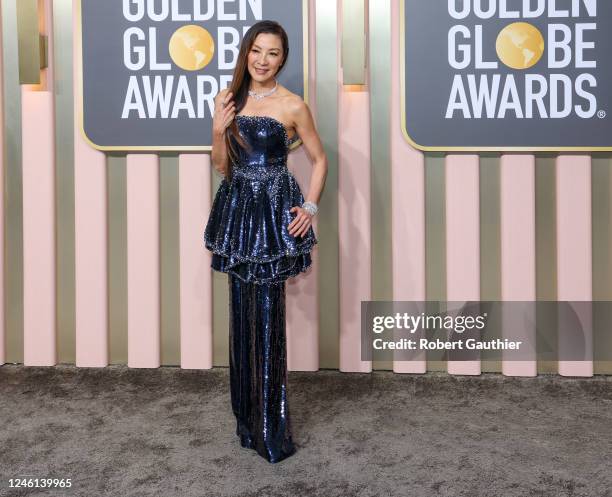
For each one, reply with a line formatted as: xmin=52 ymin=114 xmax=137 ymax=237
xmin=204 ymin=115 xmax=318 ymax=463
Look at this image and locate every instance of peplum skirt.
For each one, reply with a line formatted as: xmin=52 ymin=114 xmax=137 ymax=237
xmin=204 ymin=167 xmax=318 ymax=285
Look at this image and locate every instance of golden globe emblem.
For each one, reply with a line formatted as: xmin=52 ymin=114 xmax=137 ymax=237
xmin=169 ymin=25 xmax=214 ymax=71
xmin=496 ymin=22 xmax=545 ymax=70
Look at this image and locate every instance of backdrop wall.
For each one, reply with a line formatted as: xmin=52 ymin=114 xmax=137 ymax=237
xmin=1 ymin=0 xmax=610 ymax=376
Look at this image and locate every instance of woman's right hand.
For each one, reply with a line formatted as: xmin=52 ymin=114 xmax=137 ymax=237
xmin=213 ymin=91 xmax=235 ymax=136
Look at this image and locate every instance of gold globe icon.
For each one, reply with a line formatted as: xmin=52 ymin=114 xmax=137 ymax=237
xmin=169 ymin=25 xmax=214 ymax=71
xmin=496 ymin=22 xmax=544 ymax=70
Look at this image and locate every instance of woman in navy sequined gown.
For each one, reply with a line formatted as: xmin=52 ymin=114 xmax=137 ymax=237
xmin=204 ymin=21 xmax=328 ymax=463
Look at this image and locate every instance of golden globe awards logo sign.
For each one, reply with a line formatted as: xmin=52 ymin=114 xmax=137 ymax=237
xmin=78 ymin=0 xmax=306 ymax=151
xmin=402 ymin=0 xmax=612 ymax=151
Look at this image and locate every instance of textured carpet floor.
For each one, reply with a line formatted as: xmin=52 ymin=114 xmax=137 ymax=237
xmin=0 ymin=365 xmax=611 ymax=497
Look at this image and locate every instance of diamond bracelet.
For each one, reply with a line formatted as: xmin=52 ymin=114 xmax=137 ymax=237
xmin=302 ymin=201 xmax=318 ymax=216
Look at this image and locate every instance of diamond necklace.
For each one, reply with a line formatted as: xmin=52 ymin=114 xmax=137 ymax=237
xmin=248 ymin=78 xmax=278 ymax=100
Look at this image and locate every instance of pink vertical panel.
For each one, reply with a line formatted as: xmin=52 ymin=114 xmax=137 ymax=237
xmin=500 ymin=155 xmax=536 ymax=377
xmin=127 ymin=155 xmax=160 ymax=368
xmin=338 ymin=88 xmax=371 ymax=372
xmin=22 ymin=90 xmax=56 ymax=366
xmin=286 ymin=0 xmax=320 ymax=371
xmin=446 ymin=155 xmax=480 ymax=375
xmin=0 ymin=6 xmax=5 ymax=365
xmin=74 ymin=140 xmax=108 ymax=367
xmin=391 ymin=0 xmax=426 ymax=374
xmin=73 ymin=0 xmax=108 ymax=367
xmin=178 ymin=154 xmax=212 ymax=369
xmin=556 ymin=155 xmax=593 ymax=377
xmin=22 ymin=0 xmax=56 ymax=366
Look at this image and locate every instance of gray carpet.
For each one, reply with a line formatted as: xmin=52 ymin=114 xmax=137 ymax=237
xmin=0 ymin=365 xmax=611 ymax=497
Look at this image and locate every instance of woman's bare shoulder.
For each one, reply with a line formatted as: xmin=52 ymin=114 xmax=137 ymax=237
xmin=276 ymin=87 xmax=305 ymax=113
xmin=277 ymin=85 xmax=300 ymax=102
xmin=288 ymin=95 xmax=311 ymax=121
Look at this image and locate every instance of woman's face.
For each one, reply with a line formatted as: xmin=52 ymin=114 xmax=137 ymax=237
xmin=247 ymin=33 xmax=284 ymax=83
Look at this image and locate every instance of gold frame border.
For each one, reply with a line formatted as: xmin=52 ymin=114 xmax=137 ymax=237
xmin=399 ymin=0 xmax=612 ymax=152
xmin=76 ymin=0 xmax=310 ymax=152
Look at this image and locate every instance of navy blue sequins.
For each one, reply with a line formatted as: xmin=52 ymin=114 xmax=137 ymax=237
xmin=204 ymin=115 xmax=318 ymax=285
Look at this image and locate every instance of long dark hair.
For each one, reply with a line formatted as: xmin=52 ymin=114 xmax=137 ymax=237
xmin=223 ymin=20 xmax=290 ymax=182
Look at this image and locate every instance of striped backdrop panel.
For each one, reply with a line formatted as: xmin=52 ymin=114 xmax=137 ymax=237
xmin=0 ymin=0 xmax=608 ymax=377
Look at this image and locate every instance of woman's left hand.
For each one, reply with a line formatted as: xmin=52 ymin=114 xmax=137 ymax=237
xmin=288 ymin=206 xmax=313 ymax=238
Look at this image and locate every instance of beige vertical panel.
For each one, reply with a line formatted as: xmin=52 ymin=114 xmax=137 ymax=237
xmin=556 ymin=156 xmax=592 ymax=377
xmin=37 ymin=0 xmax=53 ymax=88
xmin=22 ymin=90 xmax=55 ymax=366
xmin=16 ymin=0 xmax=40 ymax=85
xmin=316 ymin=0 xmax=339 ymax=369
xmin=126 ymin=154 xmax=160 ymax=368
xmin=73 ymin=0 xmax=107 ymax=367
xmin=535 ymin=155 xmax=557 ymax=374
xmin=424 ymin=153 xmax=446 ymax=372
xmin=107 ymin=154 xmax=127 ymax=365
xmin=479 ymin=154 xmax=501 ymax=373
xmin=369 ymin=0 xmax=392 ymax=305
xmin=160 ymin=154 xmax=179 ymax=366
xmin=0 ymin=1 xmax=5 ymax=365
xmin=286 ymin=0 xmax=320 ymax=372
xmin=178 ymin=154 xmax=212 ymax=370
xmin=338 ymin=86 xmax=371 ymax=372
xmin=54 ymin=0 xmax=75 ymax=365
xmin=500 ymin=155 xmax=536 ymax=377
xmin=592 ymin=155 xmax=612 ymax=374
xmin=391 ymin=0 xmax=426 ymax=374
xmin=2 ymin=0 xmax=24 ymax=364
xmin=341 ymin=0 xmax=365 ymax=85
xmin=211 ymin=170 xmax=228 ymax=367
xmin=445 ymin=155 xmax=480 ymax=376
xmin=369 ymin=0 xmax=392 ymax=373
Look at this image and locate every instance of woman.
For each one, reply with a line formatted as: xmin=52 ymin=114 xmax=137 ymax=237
xmin=204 ymin=20 xmax=328 ymax=463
